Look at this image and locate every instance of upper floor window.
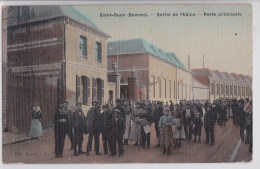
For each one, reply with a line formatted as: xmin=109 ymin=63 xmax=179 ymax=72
xmin=96 ymin=42 xmax=102 ymax=62
xmin=79 ymin=36 xmax=87 ymax=57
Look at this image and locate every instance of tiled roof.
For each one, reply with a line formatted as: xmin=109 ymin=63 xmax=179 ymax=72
xmin=192 ymin=77 xmax=209 ymax=89
xmin=192 ymin=68 xmax=252 ymax=87
xmin=8 ymin=6 xmax=99 ymax=30
xmin=107 ymin=38 xmax=187 ymax=70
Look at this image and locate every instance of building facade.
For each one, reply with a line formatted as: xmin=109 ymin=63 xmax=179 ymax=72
xmin=192 ymin=68 xmax=252 ymax=103
xmin=192 ymin=77 xmax=209 ymax=101
xmin=6 ymin=6 xmax=115 ymax=130
xmin=107 ymin=38 xmax=192 ymax=103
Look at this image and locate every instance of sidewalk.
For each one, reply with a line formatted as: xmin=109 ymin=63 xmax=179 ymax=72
xmin=2 ymin=131 xmax=35 ymax=146
xmin=2 ymin=127 xmax=52 ymax=146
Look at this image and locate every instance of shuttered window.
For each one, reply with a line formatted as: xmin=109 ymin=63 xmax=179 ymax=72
xmin=76 ymin=75 xmax=81 ymax=103
xmin=92 ymin=77 xmax=97 ymax=101
xmin=82 ymin=76 xmax=90 ymax=106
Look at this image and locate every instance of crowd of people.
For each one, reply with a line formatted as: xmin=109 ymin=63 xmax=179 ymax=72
xmin=53 ymin=97 xmax=253 ymax=158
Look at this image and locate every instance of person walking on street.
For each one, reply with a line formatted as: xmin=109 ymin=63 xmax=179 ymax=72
xmin=204 ymin=104 xmax=216 ymax=145
xmin=72 ymin=103 xmax=85 ymax=156
xmin=63 ymin=101 xmax=74 ymax=150
xmin=86 ymin=101 xmax=102 ymax=156
xmin=53 ymin=105 xmax=68 ymax=158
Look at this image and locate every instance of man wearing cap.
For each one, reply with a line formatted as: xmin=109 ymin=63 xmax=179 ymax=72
xmin=101 ymin=104 xmax=113 ymax=154
xmin=72 ymin=103 xmax=85 ymax=156
xmin=110 ymin=109 xmax=125 ymax=157
xmin=53 ymin=105 xmax=68 ymax=158
xmin=113 ymin=99 xmax=126 ymax=123
xmin=204 ymin=104 xmax=216 ymax=145
xmin=86 ymin=101 xmax=102 ymax=156
xmin=63 ymin=101 xmax=74 ymax=150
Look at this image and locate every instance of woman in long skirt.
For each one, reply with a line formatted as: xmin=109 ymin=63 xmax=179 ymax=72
xmin=173 ymin=105 xmax=186 ymax=148
xmin=28 ymin=106 xmax=42 ymax=139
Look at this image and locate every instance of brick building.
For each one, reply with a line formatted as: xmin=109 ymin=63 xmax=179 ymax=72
xmin=192 ymin=68 xmax=252 ymax=103
xmin=6 ymin=6 xmax=116 ymax=130
xmin=107 ymin=38 xmax=192 ymax=103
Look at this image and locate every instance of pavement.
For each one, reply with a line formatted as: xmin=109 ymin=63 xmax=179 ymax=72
xmin=2 ymin=118 xmax=252 ymax=163
xmin=2 ymin=131 xmax=34 ymax=146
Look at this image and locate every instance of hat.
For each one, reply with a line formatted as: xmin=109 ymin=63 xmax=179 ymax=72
xmin=116 ymin=99 xmax=121 ymax=103
xmin=124 ymin=98 xmax=129 ymax=102
xmin=92 ymin=101 xmax=97 ymax=104
xmin=113 ymin=109 xmax=120 ymax=113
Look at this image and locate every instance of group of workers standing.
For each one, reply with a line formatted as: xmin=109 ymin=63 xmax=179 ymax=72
xmin=52 ymin=97 xmax=253 ymax=158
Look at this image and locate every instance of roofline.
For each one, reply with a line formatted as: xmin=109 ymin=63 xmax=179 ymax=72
xmin=8 ymin=15 xmax=110 ymax=39
xmin=108 ymin=52 xmax=191 ymax=73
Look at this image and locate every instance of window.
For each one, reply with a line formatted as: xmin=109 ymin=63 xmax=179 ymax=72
xmin=246 ymin=87 xmax=248 ymax=96
xmin=238 ymin=86 xmax=241 ymax=95
xmin=152 ymin=76 xmax=155 ymax=98
xmin=242 ymin=86 xmax=244 ymax=95
xmin=169 ymin=80 xmax=171 ymax=98
xmin=216 ymin=84 xmax=219 ymax=94
xmin=79 ymin=36 xmax=87 ymax=57
xmin=226 ymin=85 xmax=229 ymax=95
xmin=221 ymin=84 xmax=224 ymax=95
xmin=177 ymin=83 xmax=179 ymax=99
xmin=96 ymin=42 xmax=102 ymax=62
xmin=230 ymin=85 xmax=233 ymax=95
xmin=82 ymin=76 xmax=90 ymax=105
xmin=164 ymin=79 xmax=167 ymax=98
xmin=159 ymin=78 xmax=161 ymax=98
xmin=173 ymin=81 xmax=176 ymax=99
xmin=211 ymin=83 xmax=214 ymax=95
xmin=234 ymin=86 xmax=237 ymax=95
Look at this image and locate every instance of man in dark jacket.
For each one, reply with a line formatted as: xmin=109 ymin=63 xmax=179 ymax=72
xmin=154 ymin=101 xmax=164 ymax=147
xmin=63 ymin=101 xmax=74 ymax=150
xmin=110 ymin=109 xmax=125 ymax=157
xmin=113 ymin=99 xmax=126 ymax=123
xmin=184 ymin=103 xmax=195 ymax=141
xmin=204 ymin=104 xmax=216 ymax=145
xmin=238 ymin=99 xmax=246 ymax=141
xmin=73 ymin=103 xmax=85 ymax=156
xmin=233 ymin=100 xmax=239 ymax=125
xmin=86 ymin=101 xmax=102 ymax=156
xmin=101 ymin=104 xmax=113 ymax=154
xmin=169 ymin=100 xmax=174 ymax=112
xmin=53 ymin=105 xmax=68 ymax=158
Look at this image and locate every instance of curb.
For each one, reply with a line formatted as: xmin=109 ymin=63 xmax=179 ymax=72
xmin=228 ymin=138 xmax=241 ymax=162
xmin=3 ymin=137 xmax=37 ymax=147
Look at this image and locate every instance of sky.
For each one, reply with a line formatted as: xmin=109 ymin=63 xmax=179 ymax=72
xmin=75 ymin=5 xmax=252 ymax=76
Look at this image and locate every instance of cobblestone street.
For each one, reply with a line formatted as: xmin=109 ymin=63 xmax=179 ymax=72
xmin=2 ymin=119 xmax=252 ymax=163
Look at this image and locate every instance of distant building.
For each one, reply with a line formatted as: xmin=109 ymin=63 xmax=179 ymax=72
xmin=192 ymin=77 xmax=209 ymax=101
xmin=192 ymin=68 xmax=252 ymax=103
xmin=107 ymin=38 xmax=192 ymax=103
xmin=6 ymin=6 xmax=116 ymax=130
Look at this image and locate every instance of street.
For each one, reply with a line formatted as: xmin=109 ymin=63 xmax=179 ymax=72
xmin=2 ymin=119 xmax=252 ymax=163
